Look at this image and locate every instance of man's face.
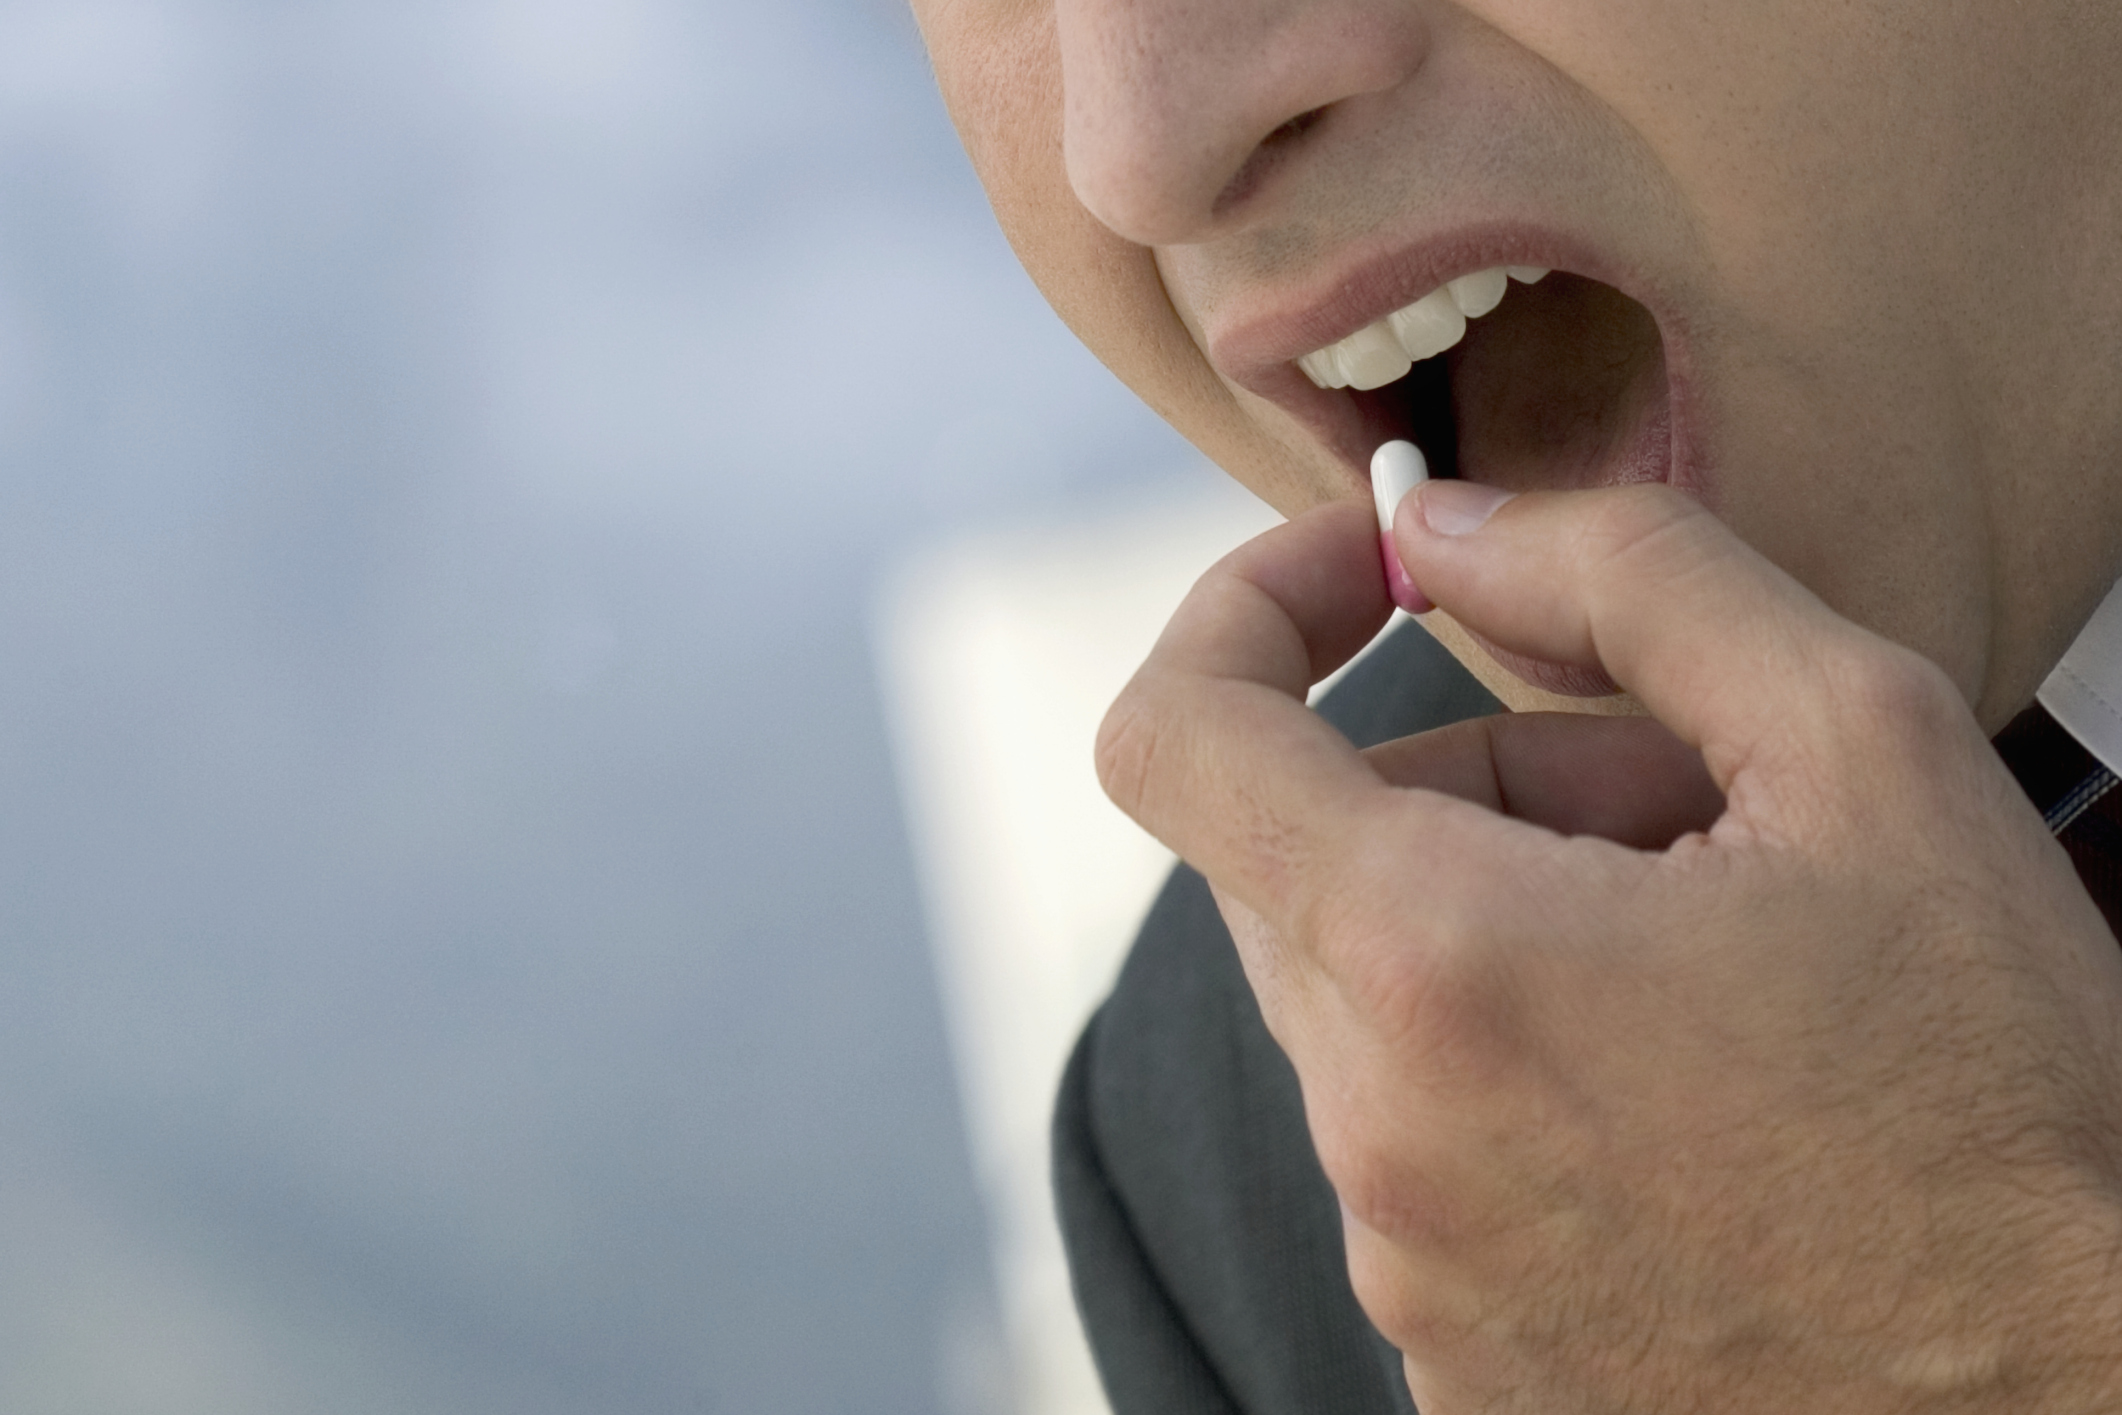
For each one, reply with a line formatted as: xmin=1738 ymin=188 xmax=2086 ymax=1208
xmin=914 ymin=0 xmax=2122 ymax=724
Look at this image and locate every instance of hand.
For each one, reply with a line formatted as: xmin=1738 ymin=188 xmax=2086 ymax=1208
xmin=1095 ymin=484 xmax=2122 ymax=1412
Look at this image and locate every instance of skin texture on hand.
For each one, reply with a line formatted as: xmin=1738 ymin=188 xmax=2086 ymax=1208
xmin=1095 ymin=486 xmax=2122 ymax=1412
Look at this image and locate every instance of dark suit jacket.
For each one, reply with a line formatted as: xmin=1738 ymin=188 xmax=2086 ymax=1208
xmin=1053 ymin=618 xmax=1500 ymax=1415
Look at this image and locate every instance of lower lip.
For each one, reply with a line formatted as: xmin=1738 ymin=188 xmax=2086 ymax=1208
xmin=1469 ymin=630 xmax=1624 ymax=698
xmin=1590 ymin=383 xmax=1673 ymax=492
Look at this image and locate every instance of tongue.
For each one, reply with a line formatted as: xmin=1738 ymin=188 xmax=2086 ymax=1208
xmin=1443 ymin=273 xmax=1670 ymax=494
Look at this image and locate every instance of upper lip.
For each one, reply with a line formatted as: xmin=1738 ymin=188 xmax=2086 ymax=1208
xmin=1199 ymin=219 xmax=1698 ymax=488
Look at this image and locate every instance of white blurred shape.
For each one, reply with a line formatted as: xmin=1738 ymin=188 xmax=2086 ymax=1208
xmin=876 ymin=469 xmax=1282 ymax=1415
xmin=937 ymin=1281 xmax=1016 ymax=1415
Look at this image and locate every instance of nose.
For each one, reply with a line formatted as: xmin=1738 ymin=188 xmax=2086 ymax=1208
xmin=1056 ymin=0 xmax=1431 ymax=247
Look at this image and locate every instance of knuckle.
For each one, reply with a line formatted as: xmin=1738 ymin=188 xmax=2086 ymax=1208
xmin=1772 ymin=639 xmax=1974 ymax=837
xmin=1558 ymin=484 xmax=1732 ymax=627
xmin=1838 ymin=641 xmax=1959 ymax=723
xmin=1578 ymin=482 xmax=1711 ymax=572
xmin=1323 ymin=900 xmax=1516 ymax=1096
xmin=1314 ymin=1110 xmax=1456 ymax=1251
xmin=1092 ymin=681 xmax=1166 ymax=822
xmin=1342 ymin=1237 xmax=1448 ymax=1354
xmin=1315 ymin=1126 xmax=1395 ymax=1231
xmin=1825 ymin=639 xmax=1967 ymax=753
xmin=1332 ymin=931 xmax=1447 ymax=1043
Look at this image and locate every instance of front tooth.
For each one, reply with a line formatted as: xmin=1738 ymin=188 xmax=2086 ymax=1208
xmin=1295 ymin=264 xmax=1539 ymax=390
xmin=1298 ymin=348 xmax=1350 ymax=389
xmin=1336 ymin=321 xmax=1414 ymax=391
xmin=1447 ymin=268 xmax=1508 ymax=319
xmin=1387 ymin=286 xmax=1468 ymax=363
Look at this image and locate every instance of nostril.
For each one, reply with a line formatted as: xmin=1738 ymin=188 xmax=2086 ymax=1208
xmin=1265 ymin=107 xmax=1328 ymax=146
xmin=1214 ymin=106 xmax=1330 ymax=217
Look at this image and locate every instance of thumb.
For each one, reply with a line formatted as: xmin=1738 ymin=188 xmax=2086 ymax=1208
xmin=1392 ymin=479 xmax=1927 ymax=794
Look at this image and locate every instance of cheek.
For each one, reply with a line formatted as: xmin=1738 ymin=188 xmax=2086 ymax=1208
xmin=920 ymin=4 xmax=1352 ymax=516
xmin=1465 ymin=1 xmax=2002 ymax=697
xmin=1470 ymin=1 xmax=1946 ymax=308
xmin=1683 ymin=328 xmax=1996 ymax=713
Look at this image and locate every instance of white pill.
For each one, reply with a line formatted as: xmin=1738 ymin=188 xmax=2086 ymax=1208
xmin=1370 ymin=440 xmax=1429 ymax=535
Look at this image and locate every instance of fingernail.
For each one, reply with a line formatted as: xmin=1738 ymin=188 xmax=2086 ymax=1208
xmin=1380 ymin=532 xmax=1433 ymax=614
xmin=1420 ymin=480 xmax=1515 ymax=536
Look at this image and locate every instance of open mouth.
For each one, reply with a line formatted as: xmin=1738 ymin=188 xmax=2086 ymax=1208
xmin=1285 ymin=267 xmax=1673 ymax=696
xmin=1305 ymin=269 xmax=1671 ymax=495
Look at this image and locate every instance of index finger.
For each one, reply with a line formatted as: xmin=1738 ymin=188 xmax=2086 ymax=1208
xmin=1096 ymin=499 xmax=1423 ymax=926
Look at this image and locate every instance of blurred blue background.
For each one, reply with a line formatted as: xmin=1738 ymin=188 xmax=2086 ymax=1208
xmin=0 ymin=1 xmax=1195 ymax=1410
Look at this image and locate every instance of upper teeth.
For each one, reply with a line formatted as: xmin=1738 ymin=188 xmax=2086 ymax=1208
xmin=1297 ymin=265 xmax=1549 ymax=391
